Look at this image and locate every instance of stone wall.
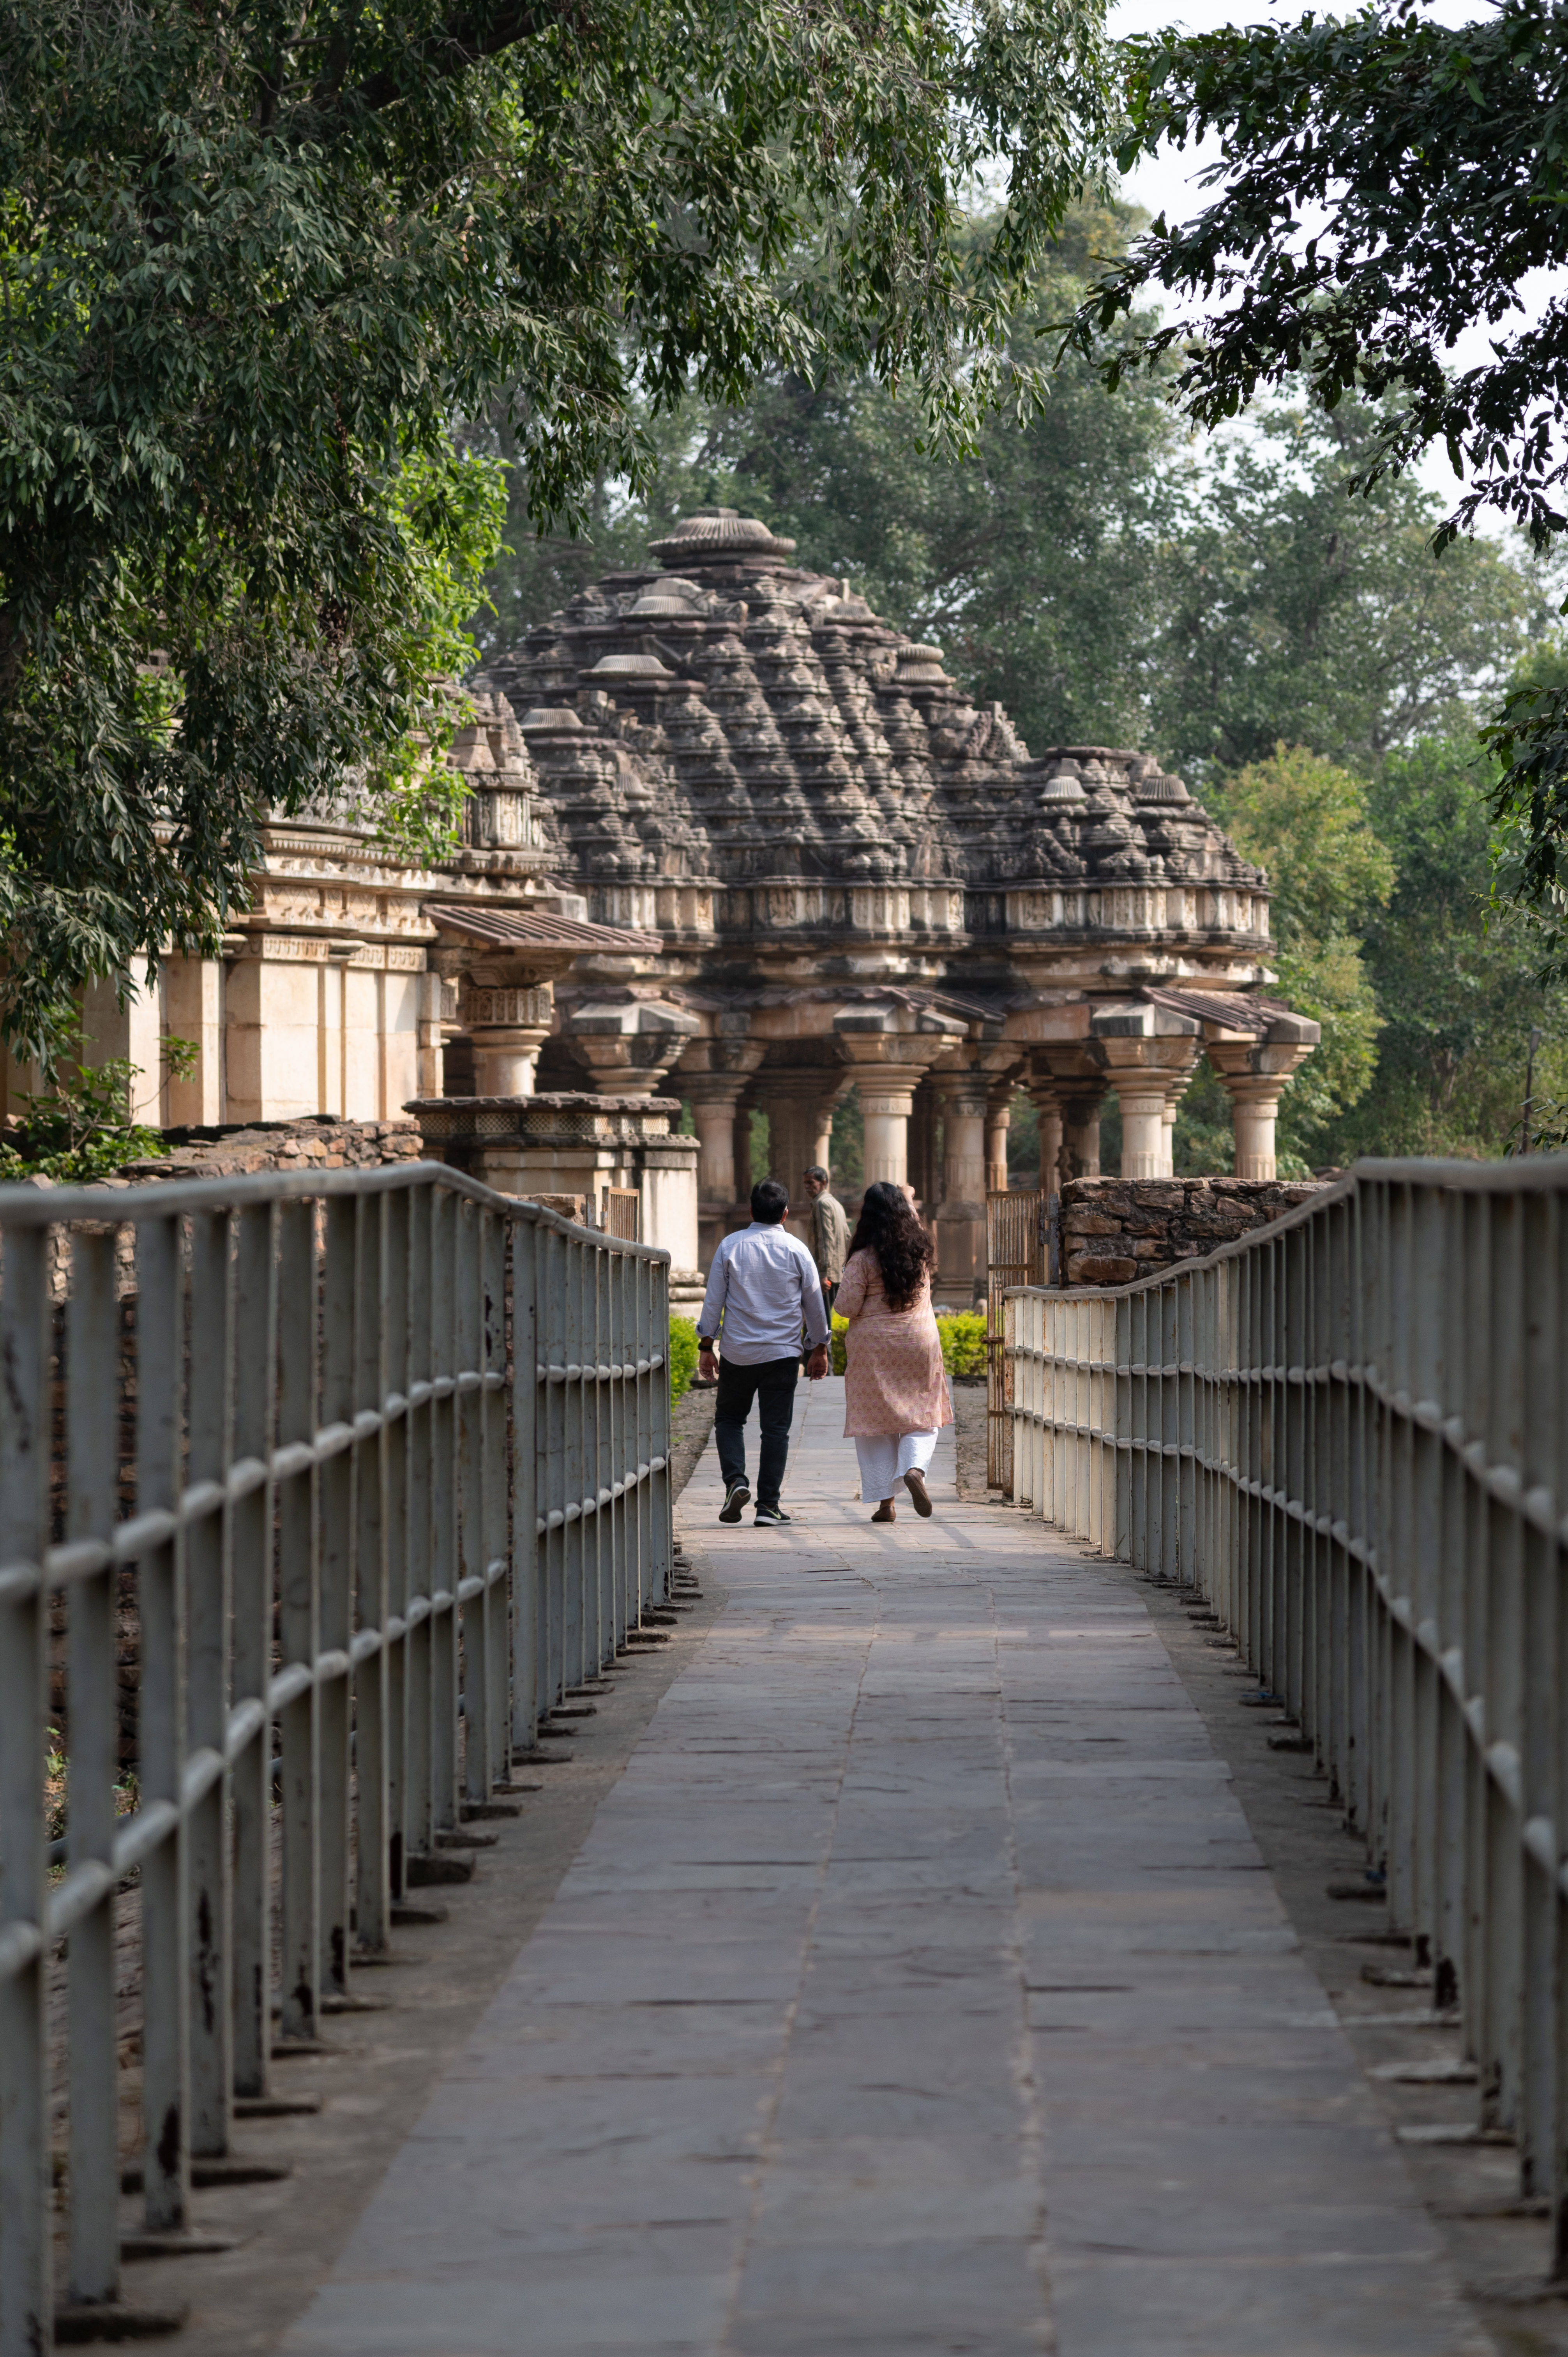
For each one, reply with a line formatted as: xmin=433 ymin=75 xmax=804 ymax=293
xmin=1060 ymin=1177 xmax=1327 ymax=1288
xmin=116 ymin=1113 xmax=424 ymax=1182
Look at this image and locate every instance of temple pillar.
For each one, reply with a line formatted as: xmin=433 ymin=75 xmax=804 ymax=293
xmin=984 ymin=1089 xmax=1012 ymax=1194
xmin=1061 ymin=1089 xmax=1105 ymax=1179
xmin=1031 ymin=1052 xmax=1109 ymax=1185
xmin=1091 ymin=1040 xmax=1203 ymax=1180
xmin=808 ymin=1100 xmax=835 ymax=1173
xmin=1023 ymin=1080 xmax=1065 ymax=1196
xmin=858 ymin=1074 xmax=920 ymax=1189
xmin=1204 ymin=1038 xmax=1318 ymax=1180
xmin=833 ymin=1009 xmax=965 ymax=1199
xmin=932 ymin=1065 xmax=991 ymax=1301
xmin=754 ymin=1067 xmax=853 ymax=1234
xmin=734 ymin=1093 xmax=755 ymax=1201
xmin=938 ymin=1075 xmax=989 ymax=1205
xmin=909 ymin=1078 xmax=939 ymax=1212
xmin=685 ymin=1076 xmax=748 ymax=1200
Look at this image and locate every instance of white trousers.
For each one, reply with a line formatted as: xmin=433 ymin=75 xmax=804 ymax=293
xmin=855 ymin=1429 xmax=939 ymax=1502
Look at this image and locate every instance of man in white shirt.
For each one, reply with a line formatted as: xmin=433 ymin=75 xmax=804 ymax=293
xmin=697 ymin=1178 xmax=831 ymax=1526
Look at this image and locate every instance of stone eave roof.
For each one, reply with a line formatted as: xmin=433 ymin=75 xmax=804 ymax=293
xmin=425 ymin=902 xmax=661 ymax=954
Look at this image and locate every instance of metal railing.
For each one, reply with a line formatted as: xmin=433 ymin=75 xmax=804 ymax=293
xmin=0 ymin=1161 xmax=672 ymax=2352
xmin=1005 ymin=1156 xmax=1568 ymax=2265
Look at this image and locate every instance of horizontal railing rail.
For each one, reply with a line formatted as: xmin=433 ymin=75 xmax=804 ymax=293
xmin=1006 ymin=1154 xmax=1568 ymax=2270
xmin=0 ymin=1161 xmax=672 ymax=2352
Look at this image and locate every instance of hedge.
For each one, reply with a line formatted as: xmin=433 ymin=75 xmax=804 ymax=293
xmin=669 ymin=1315 xmax=699 ymax=1403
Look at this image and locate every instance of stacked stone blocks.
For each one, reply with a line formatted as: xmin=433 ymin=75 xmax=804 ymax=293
xmin=1061 ymin=1176 xmax=1326 ymax=1289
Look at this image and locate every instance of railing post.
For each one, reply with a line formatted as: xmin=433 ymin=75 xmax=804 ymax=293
xmin=429 ymin=1188 xmax=459 ymax=1836
xmin=510 ymin=1215 xmax=541 ymax=1755
xmin=355 ymin=1192 xmax=392 ymax=1955
xmin=541 ymin=1223 xmax=567 ymax=1719
xmin=481 ymin=1209 xmax=510 ymax=1793
xmin=137 ymin=1211 xmax=191 ymax=2230
xmin=383 ymin=1186 xmax=413 ymax=1902
xmin=64 ymin=1226 xmax=124 ymax=2306
xmin=231 ymin=1202 xmax=278 ymax=2088
xmin=0 ymin=1224 xmax=51 ymax=2357
xmin=186 ymin=1208 xmax=235 ymax=2150
xmin=456 ymin=1198 xmax=489 ymax=1803
xmin=651 ymin=1254 xmax=674 ymax=1609
xmin=319 ymin=1198 xmax=357 ymax=1996
xmin=276 ymin=1199 xmax=321 ymax=2046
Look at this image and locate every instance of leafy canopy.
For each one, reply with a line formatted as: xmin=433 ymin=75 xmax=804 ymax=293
xmin=1065 ymin=0 xmax=1568 ymax=547
xmin=0 ymin=0 xmax=1108 ymax=1065
xmin=1059 ymin=0 xmax=1568 ymax=955
xmin=1208 ymin=745 xmax=1391 ymax=1164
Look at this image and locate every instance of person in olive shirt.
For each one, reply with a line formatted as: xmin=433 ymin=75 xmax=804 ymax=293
xmin=803 ymin=1164 xmax=850 ymax=1313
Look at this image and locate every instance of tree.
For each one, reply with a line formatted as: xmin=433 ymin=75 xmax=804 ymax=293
xmin=1344 ymin=736 xmax=1567 ymax=1156
xmin=1150 ymin=403 xmax=1545 ymax=784
xmin=1194 ymin=746 xmax=1392 ymax=1170
xmin=475 ymin=198 xmax=1185 ymax=750
xmin=704 ymin=199 xmax=1186 ymax=752
xmin=0 ymin=0 xmax=1108 ymax=1065
xmin=1061 ymin=0 xmax=1568 ymax=947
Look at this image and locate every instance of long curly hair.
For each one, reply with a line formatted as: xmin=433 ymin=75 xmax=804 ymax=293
xmin=847 ymin=1180 xmax=936 ymax=1312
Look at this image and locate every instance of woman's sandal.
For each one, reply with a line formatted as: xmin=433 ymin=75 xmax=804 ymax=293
xmin=871 ymin=1498 xmax=897 ymax=1523
xmin=903 ymin=1468 xmax=933 ymax=1518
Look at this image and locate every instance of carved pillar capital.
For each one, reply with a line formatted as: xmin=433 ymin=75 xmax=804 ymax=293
xmin=1204 ymin=1038 xmax=1317 ymax=1181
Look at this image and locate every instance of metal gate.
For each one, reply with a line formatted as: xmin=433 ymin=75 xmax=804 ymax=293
xmin=985 ymin=1189 xmax=1043 ymax=1492
xmin=601 ymin=1186 xmax=641 ymax=1242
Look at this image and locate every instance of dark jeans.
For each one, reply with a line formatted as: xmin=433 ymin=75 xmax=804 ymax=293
xmin=714 ymin=1355 xmax=800 ymax=1509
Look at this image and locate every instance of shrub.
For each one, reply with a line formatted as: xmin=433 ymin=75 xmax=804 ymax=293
xmin=668 ymin=1315 xmax=699 ymax=1404
xmin=937 ymin=1313 xmax=987 ymax=1378
xmin=830 ymin=1312 xmax=849 ymax=1375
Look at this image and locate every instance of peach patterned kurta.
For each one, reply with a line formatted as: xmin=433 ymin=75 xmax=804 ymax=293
xmin=837 ymin=1249 xmax=952 ymax=1437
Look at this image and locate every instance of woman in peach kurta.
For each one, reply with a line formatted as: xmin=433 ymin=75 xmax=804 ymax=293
xmin=837 ymin=1181 xmax=951 ymax=1522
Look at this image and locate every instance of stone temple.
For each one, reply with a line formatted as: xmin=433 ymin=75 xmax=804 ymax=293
xmin=0 ymin=507 xmax=1316 ymax=1295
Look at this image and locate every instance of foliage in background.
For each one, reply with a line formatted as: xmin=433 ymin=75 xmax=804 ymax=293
xmin=936 ymin=1314 xmax=987 ymax=1378
xmin=668 ymin=1317 xmax=700 ymax=1406
xmin=1062 ymin=0 xmax=1568 ymax=954
xmin=2 ymin=0 xmax=1109 ymax=1070
xmin=0 ymin=1027 xmax=198 ymax=1184
xmin=1350 ymin=737 xmax=1567 ymax=1158
xmin=1204 ymin=747 xmax=1392 ymax=1171
xmin=1148 ymin=406 xmax=1543 ymax=785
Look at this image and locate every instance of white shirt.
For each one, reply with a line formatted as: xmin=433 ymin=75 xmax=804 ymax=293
xmin=698 ymin=1222 xmax=831 ymax=1365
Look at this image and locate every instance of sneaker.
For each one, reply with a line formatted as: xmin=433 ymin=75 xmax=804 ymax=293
xmin=719 ymin=1479 xmax=750 ymax=1524
xmin=903 ymin=1468 xmax=933 ymax=1518
xmin=754 ymin=1504 xmax=792 ymax=1526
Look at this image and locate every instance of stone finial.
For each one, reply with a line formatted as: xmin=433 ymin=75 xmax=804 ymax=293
xmin=646 ymin=508 xmax=798 ymax=564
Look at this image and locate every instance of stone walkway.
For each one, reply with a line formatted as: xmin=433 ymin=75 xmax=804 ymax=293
xmin=283 ymin=1377 xmax=1492 ymax=2357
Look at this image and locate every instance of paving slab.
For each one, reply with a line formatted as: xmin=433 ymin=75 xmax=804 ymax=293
xmin=281 ymin=1376 xmax=1494 ymax=2357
